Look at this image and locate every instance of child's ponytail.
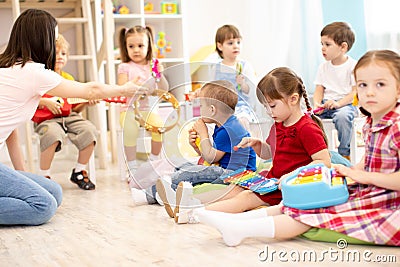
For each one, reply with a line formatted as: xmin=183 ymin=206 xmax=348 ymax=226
xmin=301 ymin=87 xmax=329 ymax=146
xmin=119 ymin=27 xmax=130 ymax=63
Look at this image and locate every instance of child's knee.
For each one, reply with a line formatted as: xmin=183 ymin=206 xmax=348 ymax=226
xmin=236 ymin=190 xmax=261 ymax=210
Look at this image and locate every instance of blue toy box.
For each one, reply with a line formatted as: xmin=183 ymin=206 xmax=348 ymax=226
xmin=281 ymin=164 xmax=349 ymax=209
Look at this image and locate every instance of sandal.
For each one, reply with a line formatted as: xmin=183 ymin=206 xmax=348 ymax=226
xmin=70 ymin=169 xmax=95 ymax=190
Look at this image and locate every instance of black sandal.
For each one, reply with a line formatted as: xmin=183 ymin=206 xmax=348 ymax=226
xmin=70 ymin=169 xmax=95 ymax=190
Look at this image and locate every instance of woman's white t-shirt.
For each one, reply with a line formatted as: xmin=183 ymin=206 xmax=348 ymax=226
xmin=0 ymin=62 xmax=62 ymax=148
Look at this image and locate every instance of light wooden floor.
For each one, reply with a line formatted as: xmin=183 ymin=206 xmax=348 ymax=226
xmin=1 ymin=159 xmax=399 ymax=267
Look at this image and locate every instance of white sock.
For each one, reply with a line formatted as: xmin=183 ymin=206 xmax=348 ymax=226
xmin=149 ymin=153 xmax=160 ymax=161
xmin=131 ymin=188 xmax=149 ymax=206
xmin=74 ymin=163 xmax=86 ymax=173
xmin=202 ymin=207 xmax=268 ymax=220
xmin=39 ymin=169 xmax=51 ymax=177
xmin=196 ymin=209 xmax=275 ymax=246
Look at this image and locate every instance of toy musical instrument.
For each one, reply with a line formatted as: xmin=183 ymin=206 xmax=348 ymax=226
xmin=281 ymin=163 xmax=349 ymax=209
xmin=151 ymin=58 xmax=161 ymax=82
xmin=134 ymin=89 xmax=180 ymax=134
xmin=313 ymin=106 xmax=325 ymax=114
xmin=67 ymin=96 xmax=128 ymax=105
xmin=32 ymin=96 xmax=72 ymax=124
xmin=236 ymin=62 xmax=243 ymax=91
xmin=33 ymin=96 xmax=128 ymax=124
xmin=219 ymin=168 xmax=278 ymax=195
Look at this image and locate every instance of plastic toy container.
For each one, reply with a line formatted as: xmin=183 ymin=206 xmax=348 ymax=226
xmin=281 ymin=164 xmax=349 ymax=209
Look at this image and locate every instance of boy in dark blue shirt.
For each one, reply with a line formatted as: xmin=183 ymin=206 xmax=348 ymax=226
xmin=155 ymin=80 xmax=256 ymax=221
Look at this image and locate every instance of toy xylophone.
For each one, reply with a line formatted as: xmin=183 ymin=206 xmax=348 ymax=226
xmin=281 ymin=163 xmax=349 ymax=209
xmin=220 ymin=168 xmax=278 ymax=195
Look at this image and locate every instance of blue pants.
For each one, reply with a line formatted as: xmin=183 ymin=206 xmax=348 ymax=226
xmin=318 ymin=102 xmax=358 ymax=157
xmin=0 ymin=163 xmax=62 ymax=225
xmin=146 ymin=162 xmax=231 ymax=204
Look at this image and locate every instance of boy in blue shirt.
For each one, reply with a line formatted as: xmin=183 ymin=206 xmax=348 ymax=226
xmin=132 ymin=80 xmax=256 ymax=216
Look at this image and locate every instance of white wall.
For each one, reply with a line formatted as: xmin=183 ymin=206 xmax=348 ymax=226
xmin=184 ymin=0 xmax=265 ymax=78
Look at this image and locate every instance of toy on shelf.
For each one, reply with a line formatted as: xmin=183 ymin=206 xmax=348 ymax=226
xmin=107 ymin=1 xmax=130 ymax=14
xmin=281 ymin=163 xmax=349 ymax=210
xmin=165 ymin=41 xmax=172 ymax=53
xmin=161 ymin=1 xmax=178 ymax=14
xmin=219 ymin=168 xmax=279 ymax=195
xmin=155 ymin=31 xmax=171 ymax=58
xmin=117 ymin=5 xmax=130 ymax=14
xmin=144 ymin=1 xmax=154 ymax=13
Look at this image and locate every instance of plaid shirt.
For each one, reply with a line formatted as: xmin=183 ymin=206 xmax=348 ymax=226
xmin=363 ymin=103 xmax=400 ymax=173
xmin=282 ymin=104 xmax=400 ymax=246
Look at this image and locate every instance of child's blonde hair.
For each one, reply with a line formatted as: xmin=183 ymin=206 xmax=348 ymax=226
xmin=257 ymin=67 xmax=328 ymax=145
xmin=56 ymin=34 xmax=70 ymax=55
xmin=353 ymin=49 xmax=400 ymax=117
xmin=119 ymin=25 xmax=155 ymax=63
xmin=321 ymin=22 xmax=355 ymax=52
xmin=215 ymin=25 xmax=242 ymax=58
xmin=200 ymin=80 xmax=238 ymax=115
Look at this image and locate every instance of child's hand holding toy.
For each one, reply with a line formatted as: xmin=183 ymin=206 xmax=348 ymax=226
xmin=41 ymin=97 xmax=64 ymax=115
xmin=192 ymin=118 xmax=208 ymax=139
xmin=313 ymin=106 xmax=325 ymax=114
xmin=235 ymin=62 xmax=243 ymax=91
xmin=188 ymin=128 xmax=199 ymax=150
xmin=332 ymin=164 xmax=359 ymax=185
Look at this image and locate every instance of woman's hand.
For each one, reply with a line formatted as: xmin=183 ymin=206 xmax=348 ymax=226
xmin=87 ymin=99 xmax=100 ymax=106
xmin=124 ymin=77 xmax=149 ymax=98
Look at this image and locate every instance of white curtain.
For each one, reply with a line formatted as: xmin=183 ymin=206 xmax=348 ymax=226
xmin=245 ymin=0 xmax=324 ymax=95
xmin=364 ymin=0 xmax=400 ymax=52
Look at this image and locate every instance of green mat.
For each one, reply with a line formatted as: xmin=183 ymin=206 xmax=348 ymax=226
xmin=300 ymin=228 xmax=373 ymax=245
xmin=193 ymin=183 xmax=227 ymax=195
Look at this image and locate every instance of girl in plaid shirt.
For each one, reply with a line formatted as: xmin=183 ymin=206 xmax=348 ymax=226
xmin=194 ymin=50 xmax=400 ymax=247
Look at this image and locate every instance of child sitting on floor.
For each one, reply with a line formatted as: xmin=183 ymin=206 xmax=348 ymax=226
xmin=130 ymin=80 xmax=257 ymax=214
